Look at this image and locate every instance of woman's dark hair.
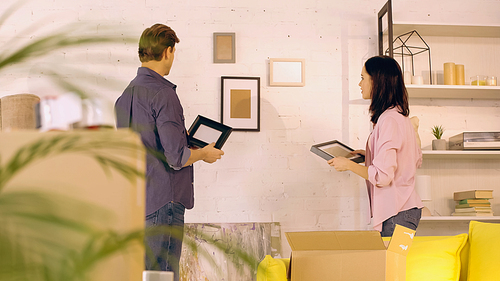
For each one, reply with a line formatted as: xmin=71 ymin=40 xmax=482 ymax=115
xmin=365 ymin=56 xmax=409 ymax=124
xmin=138 ymin=24 xmax=180 ymax=63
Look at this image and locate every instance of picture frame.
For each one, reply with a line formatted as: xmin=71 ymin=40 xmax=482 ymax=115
xmin=269 ymin=58 xmax=305 ymax=86
xmin=221 ymin=76 xmax=260 ymax=131
xmin=310 ymin=140 xmax=365 ymax=163
xmin=187 ymin=115 xmax=232 ymax=149
xmin=213 ymin=32 xmax=235 ymax=63
xmin=377 ymin=0 xmax=393 ymax=57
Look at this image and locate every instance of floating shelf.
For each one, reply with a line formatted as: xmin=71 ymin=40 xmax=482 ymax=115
xmin=422 ymin=150 xmax=500 ymax=159
xmin=407 ymin=85 xmax=500 ymax=99
xmin=391 ymin=23 xmax=500 ymax=38
xmin=421 ymin=216 xmax=500 ymax=221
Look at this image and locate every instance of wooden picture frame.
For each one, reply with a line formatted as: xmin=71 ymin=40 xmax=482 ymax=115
xmin=187 ymin=115 xmax=232 ymax=149
xmin=269 ymin=58 xmax=305 ymax=86
xmin=221 ymin=76 xmax=260 ymax=131
xmin=213 ymin=32 xmax=235 ymax=63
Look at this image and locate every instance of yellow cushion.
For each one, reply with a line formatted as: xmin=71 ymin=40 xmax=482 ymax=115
xmin=256 ymin=255 xmax=288 ymax=281
xmin=401 ymin=234 xmax=468 ymax=281
xmin=468 ymin=221 xmax=500 ymax=281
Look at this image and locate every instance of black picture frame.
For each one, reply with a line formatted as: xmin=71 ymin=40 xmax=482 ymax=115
xmin=310 ymin=140 xmax=365 ymax=163
xmin=221 ymin=76 xmax=260 ymax=131
xmin=188 ymin=115 xmax=232 ymax=149
xmin=378 ymin=0 xmax=393 ymax=57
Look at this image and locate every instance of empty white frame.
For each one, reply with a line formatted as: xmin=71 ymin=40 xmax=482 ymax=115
xmin=269 ymin=58 xmax=305 ymax=86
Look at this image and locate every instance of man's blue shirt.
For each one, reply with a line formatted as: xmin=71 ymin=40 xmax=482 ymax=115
xmin=115 ymin=67 xmax=193 ymax=215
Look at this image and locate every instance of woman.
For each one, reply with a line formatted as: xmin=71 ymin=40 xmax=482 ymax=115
xmin=328 ymin=55 xmax=423 ymax=237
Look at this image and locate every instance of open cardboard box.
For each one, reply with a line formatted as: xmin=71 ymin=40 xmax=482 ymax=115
xmin=285 ymin=225 xmax=415 ymax=281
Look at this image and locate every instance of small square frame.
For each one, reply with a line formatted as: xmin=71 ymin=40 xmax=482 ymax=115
xmin=310 ymin=140 xmax=365 ymax=163
xmin=213 ymin=32 xmax=235 ymax=63
xmin=221 ymin=76 xmax=260 ymax=131
xmin=188 ymin=115 xmax=232 ymax=149
xmin=269 ymin=58 xmax=305 ymax=86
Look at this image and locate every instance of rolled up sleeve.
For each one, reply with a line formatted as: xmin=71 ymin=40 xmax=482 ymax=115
xmin=368 ymin=117 xmax=402 ymax=187
xmin=153 ymin=89 xmax=191 ymax=170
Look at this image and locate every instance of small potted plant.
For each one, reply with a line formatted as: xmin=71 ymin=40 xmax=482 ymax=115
xmin=431 ymin=125 xmax=446 ymax=150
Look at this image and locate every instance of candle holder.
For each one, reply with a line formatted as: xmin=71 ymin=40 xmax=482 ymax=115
xmin=471 ymin=75 xmax=487 ymax=86
xmin=486 ymin=76 xmax=497 ymax=86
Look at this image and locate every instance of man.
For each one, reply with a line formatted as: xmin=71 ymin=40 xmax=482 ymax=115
xmin=114 ymin=23 xmax=224 ymax=281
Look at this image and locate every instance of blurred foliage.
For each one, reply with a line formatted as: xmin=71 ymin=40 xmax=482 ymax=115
xmin=0 ymin=0 xmax=136 ymax=98
xmin=0 ymin=133 xmax=146 ymax=281
xmin=0 ymin=129 xmax=259 ymax=281
xmin=0 ymin=2 xmax=261 ymax=280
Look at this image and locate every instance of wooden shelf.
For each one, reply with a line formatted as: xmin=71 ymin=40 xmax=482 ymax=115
xmin=407 ymin=85 xmax=500 ymax=99
xmin=421 ymin=216 xmax=500 ymax=221
xmin=422 ymin=150 xmax=500 ymax=159
xmin=391 ymin=23 xmax=500 ymax=38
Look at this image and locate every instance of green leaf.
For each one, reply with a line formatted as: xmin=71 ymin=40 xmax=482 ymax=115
xmin=431 ymin=125 xmax=444 ymax=139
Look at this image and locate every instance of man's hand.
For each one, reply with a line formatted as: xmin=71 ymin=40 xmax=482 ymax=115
xmin=200 ymin=142 xmax=224 ymax=163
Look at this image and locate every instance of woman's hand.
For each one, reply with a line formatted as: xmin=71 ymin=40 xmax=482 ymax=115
xmin=327 ymin=156 xmax=352 ymax=172
xmin=351 ymin=149 xmax=365 ymax=156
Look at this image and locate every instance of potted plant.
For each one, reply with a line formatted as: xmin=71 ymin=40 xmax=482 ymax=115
xmin=431 ymin=125 xmax=446 ymax=150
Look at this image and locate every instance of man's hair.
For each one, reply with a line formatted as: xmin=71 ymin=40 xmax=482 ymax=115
xmin=138 ymin=24 xmax=180 ymax=63
xmin=365 ymin=55 xmax=409 ymax=124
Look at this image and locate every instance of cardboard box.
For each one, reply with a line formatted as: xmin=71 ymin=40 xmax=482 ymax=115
xmin=0 ymin=130 xmax=145 ymax=281
xmin=285 ymin=225 xmax=415 ymax=281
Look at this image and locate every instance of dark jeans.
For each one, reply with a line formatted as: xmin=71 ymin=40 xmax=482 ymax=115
xmin=380 ymin=207 xmax=422 ymax=237
xmin=145 ymin=202 xmax=185 ymax=281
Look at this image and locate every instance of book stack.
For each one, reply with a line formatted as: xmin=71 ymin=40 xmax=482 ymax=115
xmin=452 ymin=190 xmax=494 ymax=216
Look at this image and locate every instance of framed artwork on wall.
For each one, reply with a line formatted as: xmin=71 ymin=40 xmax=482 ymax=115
xmin=221 ymin=76 xmax=260 ymax=131
xmin=269 ymin=58 xmax=305 ymax=86
xmin=213 ymin=32 xmax=235 ymax=63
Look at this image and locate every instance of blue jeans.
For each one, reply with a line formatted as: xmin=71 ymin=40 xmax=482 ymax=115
xmin=380 ymin=207 xmax=422 ymax=237
xmin=145 ymin=202 xmax=185 ymax=281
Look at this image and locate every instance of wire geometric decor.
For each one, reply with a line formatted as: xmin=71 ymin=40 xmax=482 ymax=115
xmin=386 ymin=30 xmax=432 ymax=85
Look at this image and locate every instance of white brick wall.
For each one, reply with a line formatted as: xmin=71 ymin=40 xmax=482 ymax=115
xmin=1 ymin=0 xmax=499 ymax=258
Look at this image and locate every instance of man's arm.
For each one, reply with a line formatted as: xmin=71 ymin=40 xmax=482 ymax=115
xmin=183 ymin=142 xmax=224 ymax=167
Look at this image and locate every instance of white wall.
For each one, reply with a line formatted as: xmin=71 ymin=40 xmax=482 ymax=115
xmin=1 ymin=0 xmax=499 ymax=258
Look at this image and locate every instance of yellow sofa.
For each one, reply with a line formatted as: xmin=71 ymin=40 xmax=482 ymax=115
xmin=257 ymin=221 xmax=500 ymax=281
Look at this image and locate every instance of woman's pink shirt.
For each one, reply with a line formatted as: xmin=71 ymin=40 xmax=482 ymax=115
xmin=365 ymin=107 xmax=424 ymax=231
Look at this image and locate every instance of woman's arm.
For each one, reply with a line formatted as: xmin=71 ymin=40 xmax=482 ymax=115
xmin=328 ymin=156 xmax=368 ymax=180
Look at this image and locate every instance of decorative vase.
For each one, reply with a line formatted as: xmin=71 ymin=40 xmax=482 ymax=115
xmin=432 ymin=139 xmax=447 ymax=150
